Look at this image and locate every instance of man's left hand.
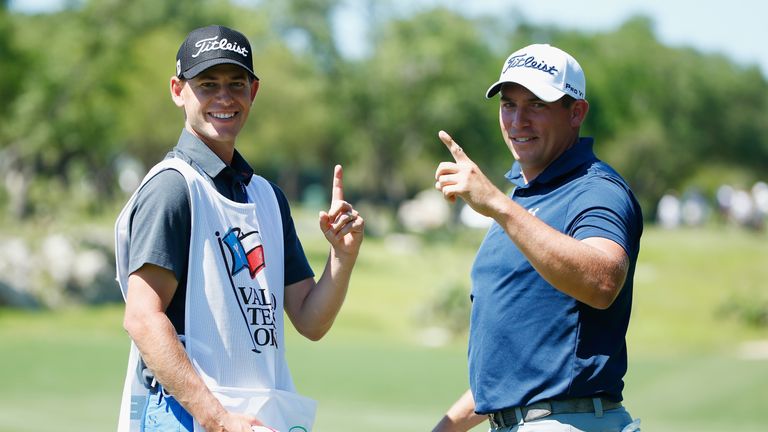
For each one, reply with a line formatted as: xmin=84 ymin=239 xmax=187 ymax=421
xmin=319 ymin=165 xmax=364 ymax=258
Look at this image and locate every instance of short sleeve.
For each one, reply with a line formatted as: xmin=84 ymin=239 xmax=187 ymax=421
xmin=566 ymin=175 xmax=641 ymax=257
xmin=128 ymin=169 xmax=191 ymax=283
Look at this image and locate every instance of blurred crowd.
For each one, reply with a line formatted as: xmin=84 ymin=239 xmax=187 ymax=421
xmin=394 ymin=181 xmax=768 ymax=233
xmin=656 ymin=181 xmax=768 ymax=230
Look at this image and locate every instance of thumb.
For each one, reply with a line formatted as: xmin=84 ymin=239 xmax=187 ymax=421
xmin=319 ymin=210 xmax=332 ymax=231
xmin=438 ymin=130 xmax=470 ymax=162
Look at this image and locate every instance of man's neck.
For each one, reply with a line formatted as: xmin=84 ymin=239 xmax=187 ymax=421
xmin=519 ymin=136 xmax=580 ymax=184
xmin=186 ymin=126 xmax=235 ymax=165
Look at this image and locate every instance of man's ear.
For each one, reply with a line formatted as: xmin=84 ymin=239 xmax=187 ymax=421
xmin=250 ymin=79 xmax=260 ymax=101
xmin=570 ymin=99 xmax=590 ymax=128
xmin=170 ymin=76 xmax=185 ymax=107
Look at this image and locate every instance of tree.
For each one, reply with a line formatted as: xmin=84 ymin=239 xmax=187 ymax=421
xmin=0 ymin=0 xmax=247 ymax=219
xmin=3 ymin=4 xmax=768 ymax=222
xmin=0 ymin=5 xmax=32 ymax=218
xmin=338 ymin=7 xmax=500 ymax=204
xmin=577 ymin=17 xmax=768 ymax=211
xmin=242 ymin=0 xmax=350 ymax=199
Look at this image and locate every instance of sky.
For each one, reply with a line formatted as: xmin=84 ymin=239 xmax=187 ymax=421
xmin=375 ymin=0 xmax=768 ymax=78
xmin=10 ymin=0 xmax=768 ymax=77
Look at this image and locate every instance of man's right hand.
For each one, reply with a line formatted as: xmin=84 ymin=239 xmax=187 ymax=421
xmin=434 ymin=130 xmax=508 ymax=218
xmin=125 ymin=267 xmax=274 ymax=432
xmin=204 ymin=410 xmax=273 ymax=432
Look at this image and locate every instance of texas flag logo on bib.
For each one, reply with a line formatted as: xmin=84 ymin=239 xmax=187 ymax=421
xmin=217 ymin=226 xmax=278 ymax=353
xmin=220 ymin=227 xmax=265 ymax=278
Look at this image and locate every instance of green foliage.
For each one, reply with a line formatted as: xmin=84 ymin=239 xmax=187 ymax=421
xmin=2 ymin=2 xmax=768 ymax=220
xmin=0 ymin=7 xmax=25 ymax=117
xmin=579 ymin=17 xmax=768 ymax=205
xmin=718 ymin=291 xmax=768 ymax=328
xmin=416 ymin=280 xmax=472 ymax=336
xmin=339 ymin=8 xmax=502 ymax=203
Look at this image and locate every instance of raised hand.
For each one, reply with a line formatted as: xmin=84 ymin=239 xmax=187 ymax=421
xmin=318 ymin=165 xmax=364 ymax=257
xmin=434 ymin=130 xmax=504 ymax=216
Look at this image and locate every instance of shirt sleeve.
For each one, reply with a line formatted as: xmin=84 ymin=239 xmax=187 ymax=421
xmin=128 ymin=169 xmax=191 ymax=283
xmin=566 ymin=175 xmax=641 ymax=257
xmin=269 ymin=182 xmax=315 ymax=286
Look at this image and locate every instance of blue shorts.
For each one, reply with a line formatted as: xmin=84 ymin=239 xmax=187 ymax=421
xmin=141 ymin=389 xmax=194 ymax=432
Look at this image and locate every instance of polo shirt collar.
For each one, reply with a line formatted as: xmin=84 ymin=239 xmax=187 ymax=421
xmin=175 ymin=129 xmax=254 ymax=185
xmin=505 ymin=137 xmax=596 ymax=188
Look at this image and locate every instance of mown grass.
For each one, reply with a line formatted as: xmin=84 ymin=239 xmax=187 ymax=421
xmin=1 ymin=224 xmax=767 ymax=431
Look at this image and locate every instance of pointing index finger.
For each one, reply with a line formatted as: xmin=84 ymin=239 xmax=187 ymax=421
xmin=332 ymin=164 xmax=344 ymax=202
xmin=438 ymin=130 xmax=468 ymax=162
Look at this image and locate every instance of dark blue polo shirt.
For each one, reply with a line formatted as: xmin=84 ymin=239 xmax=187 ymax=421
xmin=128 ymin=129 xmax=314 ymax=334
xmin=468 ymin=137 xmax=643 ymax=414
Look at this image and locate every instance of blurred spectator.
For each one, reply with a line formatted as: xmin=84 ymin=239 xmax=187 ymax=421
xmin=459 ymin=203 xmax=494 ymax=229
xmin=397 ymin=189 xmax=451 ymax=232
xmin=730 ymin=188 xmax=759 ymax=229
xmin=656 ymin=192 xmax=681 ymax=229
xmin=680 ymin=188 xmax=709 ymax=227
xmin=716 ymin=184 xmax=734 ymax=222
xmin=752 ymin=181 xmax=768 ymax=217
xmin=712 ymin=183 xmax=767 ymax=230
xmin=115 ymin=155 xmax=145 ymax=194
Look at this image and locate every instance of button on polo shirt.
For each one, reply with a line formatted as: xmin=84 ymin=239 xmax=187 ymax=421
xmin=173 ymin=129 xmax=255 ymax=203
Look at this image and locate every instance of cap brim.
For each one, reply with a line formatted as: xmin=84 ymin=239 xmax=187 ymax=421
xmin=485 ymin=80 xmax=565 ymax=103
xmin=181 ymin=58 xmax=258 ymax=81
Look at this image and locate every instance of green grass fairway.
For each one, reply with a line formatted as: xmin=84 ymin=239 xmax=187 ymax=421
xmin=1 ymin=225 xmax=767 ymax=431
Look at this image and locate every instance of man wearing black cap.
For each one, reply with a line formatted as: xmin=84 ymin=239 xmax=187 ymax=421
xmin=115 ymin=25 xmax=364 ymax=432
xmin=431 ymin=44 xmax=642 ymax=431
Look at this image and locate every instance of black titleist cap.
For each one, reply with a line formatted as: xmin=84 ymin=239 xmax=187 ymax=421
xmin=176 ymin=25 xmax=258 ymax=80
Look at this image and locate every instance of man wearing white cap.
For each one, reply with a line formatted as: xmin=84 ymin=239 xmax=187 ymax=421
xmin=432 ymin=44 xmax=643 ymax=431
xmin=115 ymin=25 xmax=364 ymax=432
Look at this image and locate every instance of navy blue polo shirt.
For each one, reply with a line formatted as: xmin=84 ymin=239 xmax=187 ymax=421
xmin=128 ymin=129 xmax=314 ymax=334
xmin=468 ymin=137 xmax=643 ymax=414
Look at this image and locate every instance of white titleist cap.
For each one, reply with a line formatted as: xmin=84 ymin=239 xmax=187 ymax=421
xmin=485 ymin=44 xmax=586 ymax=102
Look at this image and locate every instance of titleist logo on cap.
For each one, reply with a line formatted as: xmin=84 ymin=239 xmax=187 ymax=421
xmin=485 ymin=44 xmax=585 ymax=101
xmin=503 ymin=53 xmax=559 ymax=76
xmin=176 ymin=25 xmax=258 ymax=80
xmin=192 ymin=36 xmax=249 ymax=58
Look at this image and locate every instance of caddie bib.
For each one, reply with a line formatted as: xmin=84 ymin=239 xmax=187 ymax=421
xmin=115 ymin=157 xmax=316 ymax=432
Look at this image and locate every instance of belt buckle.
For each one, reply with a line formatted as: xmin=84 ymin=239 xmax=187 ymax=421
xmin=488 ymin=413 xmax=501 ymax=429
